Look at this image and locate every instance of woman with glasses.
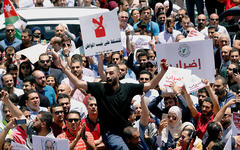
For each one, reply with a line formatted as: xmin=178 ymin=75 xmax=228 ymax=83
xmin=19 ymin=61 xmax=33 ymax=81
xmin=156 ymin=106 xmax=182 ymax=150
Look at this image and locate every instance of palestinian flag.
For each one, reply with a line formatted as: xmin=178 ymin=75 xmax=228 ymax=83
xmin=4 ymin=0 xmax=26 ymax=39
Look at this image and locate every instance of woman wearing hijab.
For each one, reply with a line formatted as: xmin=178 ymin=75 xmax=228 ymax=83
xmin=176 ymin=122 xmax=203 ymax=150
xmin=156 ymin=106 xmax=182 ymax=150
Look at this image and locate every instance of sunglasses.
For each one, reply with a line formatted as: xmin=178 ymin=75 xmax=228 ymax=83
xmin=198 ymin=19 xmax=205 ymax=21
xmin=40 ymin=60 xmax=50 ymax=63
xmin=210 ymin=18 xmax=219 ymax=21
xmin=140 ymin=78 xmax=150 ymax=81
xmin=168 ymin=115 xmax=177 ymax=120
xmin=6 ymin=29 xmax=14 ymax=32
xmin=54 ymin=110 xmax=64 ymax=115
xmin=67 ymin=118 xmax=80 ymax=123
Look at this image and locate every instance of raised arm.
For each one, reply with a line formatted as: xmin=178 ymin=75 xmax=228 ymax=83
xmin=57 ymin=56 xmax=88 ymax=91
xmin=148 ymin=95 xmax=164 ymax=119
xmin=0 ymin=118 xmax=17 ymax=148
xmin=143 ymin=59 xmax=168 ymax=92
xmin=97 ymin=54 xmax=106 ymax=81
xmin=214 ymin=99 xmax=236 ymax=122
xmin=202 ymin=79 xmax=220 ymax=115
xmin=1 ymin=91 xmax=27 ymax=131
xmin=182 ymin=86 xmax=198 ymax=118
xmin=140 ymin=93 xmax=150 ymax=127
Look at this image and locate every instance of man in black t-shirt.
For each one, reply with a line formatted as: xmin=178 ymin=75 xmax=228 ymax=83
xmin=57 ymin=57 xmax=168 ymax=150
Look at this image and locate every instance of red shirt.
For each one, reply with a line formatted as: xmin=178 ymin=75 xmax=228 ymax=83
xmin=57 ymin=129 xmax=95 ymax=150
xmin=81 ymin=117 xmax=101 ymax=140
xmin=194 ymin=112 xmax=215 ymax=139
xmin=51 ymin=122 xmax=67 ymax=137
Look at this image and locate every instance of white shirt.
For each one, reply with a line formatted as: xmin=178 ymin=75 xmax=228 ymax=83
xmin=158 ymin=30 xmax=181 ymax=44
xmin=120 ymin=24 xmax=134 ymax=49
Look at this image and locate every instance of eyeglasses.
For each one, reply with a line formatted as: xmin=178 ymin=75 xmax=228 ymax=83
xmin=67 ymin=118 xmax=80 ymax=123
xmin=210 ymin=18 xmax=219 ymax=21
xmin=140 ymin=78 xmax=150 ymax=81
xmin=112 ymin=58 xmax=119 ymax=60
xmin=168 ymin=115 xmax=177 ymax=120
xmin=198 ymin=19 xmax=206 ymax=21
xmin=6 ymin=29 xmax=14 ymax=32
xmin=54 ymin=110 xmax=64 ymax=115
xmin=40 ymin=60 xmax=50 ymax=63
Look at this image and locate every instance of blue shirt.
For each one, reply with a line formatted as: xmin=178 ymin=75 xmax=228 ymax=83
xmin=133 ymin=21 xmax=160 ymax=36
xmin=0 ymin=38 xmax=21 ymax=50
xmin=37 ymin=85 xmax=56 ymax=106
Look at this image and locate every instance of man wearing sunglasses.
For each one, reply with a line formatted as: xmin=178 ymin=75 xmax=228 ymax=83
xmin=50 ymin=104 xmax=66 ymax=137
xmin=0 ymin=24 xmax=21 ymax=50
xmin=37 ymin=53 xmax=64 ymax=83
xmin=57 ymin=111 xmax=96 ymax=150
xmin=57 ymin=56 xmax=168 ymax=149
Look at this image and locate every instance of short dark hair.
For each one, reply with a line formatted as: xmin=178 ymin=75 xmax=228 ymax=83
xmin=23 ymin=75 xmax=36 ymax=85
xmin=107 ymin=64 xmax=120 ymax=73
xmin=202 ymin=97 xmax=213 ymax=108
xmin=207 ymin=121 xmax=222 ymax=141
xmin=25 ymin=90 xmax=38 ymax=100
xmin=139 ymin=70 xmax=153 ymax=80
xmin=6 ymin=64 xmax=18 ymax=73
xmin=211 ymin=140 xmax=225 ymax=150
xmin=22 ymin=28 xmax=32 ymax=37
xmin=50 ymin=103 xmax=63 ymax=113
xmin=67 ymin=110 xmax=81 ymax=119
xmin=57 ymin=94 xmax=70 ymax=103
xmin=137 ymin=51 xmax=148 ymax=60
xmin=20 ymin=106 xmax=30 ymax=113
xmin=139 ymin=6 xmax=151 ymax=14
xmin=208 ymin=25 xmax=217 ymax=31
xmin=156 ymin=11 xmax=165 ymax=17
xmin=39 ymin=111 xmax=53 ymax=131
xmin=198 ymin=88 xmax=209 ymax=97
xmin=9 ymin=93 xmax=19 ymax=105
xmin=230 ymin=48 xmax=239 ymax=56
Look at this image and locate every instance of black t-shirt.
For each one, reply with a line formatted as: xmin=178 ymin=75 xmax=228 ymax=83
xmin=87 ymin=82 xmax=144 ymax=135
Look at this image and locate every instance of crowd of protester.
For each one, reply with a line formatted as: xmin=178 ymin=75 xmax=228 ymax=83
xmin=0 ymin=0 xmax=240 ymax=150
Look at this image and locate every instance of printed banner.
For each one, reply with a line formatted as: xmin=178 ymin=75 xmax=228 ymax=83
xmin=79 ymin=8 xmax=122 ymax=56
xmin=156 ymin=40 xmax=215 ymax=82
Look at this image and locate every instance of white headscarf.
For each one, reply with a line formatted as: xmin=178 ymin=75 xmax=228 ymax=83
xmin=162 ymin=106 xmax=182 ymax=143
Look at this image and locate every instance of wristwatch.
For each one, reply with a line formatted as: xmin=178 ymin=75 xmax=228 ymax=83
xmin=63 ymin=53 xmax=69 ymax=57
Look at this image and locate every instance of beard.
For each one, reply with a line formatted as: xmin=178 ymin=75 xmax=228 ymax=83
xmin=198 ymin=23 xmax=204 ymax=28
xmin=202 ymin=110 xmax=213 ymax=117
xmin=107 ymin=77 xmax=117 ymax=87
xmin=215 ymin=88 xmax=225 ymax=96
xmin=33 ymin=124 xmax=41 ymax=132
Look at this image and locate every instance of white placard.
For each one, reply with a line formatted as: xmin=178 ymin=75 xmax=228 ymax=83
xmin=131 ymin=35 xmax=151 ymax=50
xmin=11 ymin=142 xmax=29 ymax=150
xmin=16 ymin=44 xmax=48 ymax=64
xmin=32 ymin=135 xmax=69 ymax=150
xmin=184 ymin=74 xmax=206 ymax=94
xmin=79 ymin=8 xmax=122 ymax=56
xmin=159 ymin=67 xmax=191 ymax=90
xmin=156 ymin=40 xmax=215 ymax=82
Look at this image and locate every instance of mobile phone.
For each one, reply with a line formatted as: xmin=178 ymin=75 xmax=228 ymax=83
xmin=233 ymin=68 xmax=240 ymax=74
xmin=47 ymin=45 xmax=53 ymax=51
xmin=16 ymin=119 xmax=26 ymax=125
